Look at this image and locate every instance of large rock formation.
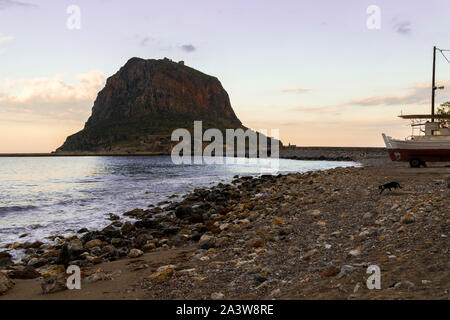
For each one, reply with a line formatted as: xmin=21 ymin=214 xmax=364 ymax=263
xmin=56 ymin=58 xmax=245 ymax=153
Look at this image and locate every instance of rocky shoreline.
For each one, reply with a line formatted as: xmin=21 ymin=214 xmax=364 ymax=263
xmin=1 ymin=160 xmax=449 ymax=299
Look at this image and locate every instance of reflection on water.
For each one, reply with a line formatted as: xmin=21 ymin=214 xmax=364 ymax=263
xmin=0 ymin=156 xmax=358 ymax=248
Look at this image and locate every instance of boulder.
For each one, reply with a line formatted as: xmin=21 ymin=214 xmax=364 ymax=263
xmin=41 ymin=274 xmax=67 ymax=294
xmin=0 ymin=273 xmax=14 ymax=295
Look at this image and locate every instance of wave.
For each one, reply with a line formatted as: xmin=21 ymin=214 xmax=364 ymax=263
xmin=0 ymin=205 xmax=37 ymax=215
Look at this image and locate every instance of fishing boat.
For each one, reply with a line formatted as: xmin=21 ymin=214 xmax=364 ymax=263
xmin=382 ymin=46 xmax=450 ymax=167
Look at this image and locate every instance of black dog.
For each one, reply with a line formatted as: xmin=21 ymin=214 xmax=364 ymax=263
xmin=379 ymin=182 xmax=402 ymax=194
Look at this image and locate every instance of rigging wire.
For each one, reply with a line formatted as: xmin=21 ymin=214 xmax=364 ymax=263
xmin=438 ymin=49 xmax=450 ymax=64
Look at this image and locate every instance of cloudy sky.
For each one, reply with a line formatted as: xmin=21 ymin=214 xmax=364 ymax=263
xmin=1 ymin=0 xmax=450 ymax=152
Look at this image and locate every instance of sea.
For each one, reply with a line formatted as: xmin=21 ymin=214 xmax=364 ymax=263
xmin=0 ymin=156 xmax=358 ymax=254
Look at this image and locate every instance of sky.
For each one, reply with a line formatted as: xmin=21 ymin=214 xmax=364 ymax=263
xmin=1 ymin=0 xmax=450 ymax=152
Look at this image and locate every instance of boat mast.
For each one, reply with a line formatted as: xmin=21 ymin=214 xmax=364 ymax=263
xmin=431 ymin=46 xmax=436 ymax=122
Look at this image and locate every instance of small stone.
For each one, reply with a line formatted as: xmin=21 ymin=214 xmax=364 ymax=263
xmin=108 ymin=213 xmax=120 ymax=221
xmin=85 ymin=239 xmax=102 ymax=249
xmin=211 ymin=292 xmax=225 ymax=300
xmin=403 ymin=280 xmax=415 ymax=290
xmin=0 ymin=251 xmax=13 ymax=267
xmin=269 ymin=288 xmax=281 ymax=298
xmin=348 ymin=249 xmax=361 ymax=257
xmin=149 ymin=267 xmax=174 ymax=280
xmin=252 ymin=239 xmax=264 ymax=248
xmin=320 ymin=266 xmax=339 ymax=277
xmin=362 ymin=212 xmax=373 ymax=220
xmin=199 ymin=241 xmax=215 ymax=250
xmin=397 ymin=226 xmax=407 ymax=233
xmin=41 ymin=274 xmax=66 ymax=294
xmin=175 ymin=205 xmax=192 ymax=219
xmin=273 ymin=217 xmax=285 ymax=225
xmin=219 ymin=223 xmax=230 ymax=231
xmin=310 ymin=209 xmax=321 ymax=217
xmin=121 ymin=222 xmax=135 ymax=234
xmin=302 ymin=249 xmax=318 ymax=259
xmin=400 ymin=214 xmax=415 ymax=224
xmin=38 ymin=264 xmax=66 ymax=277
xmin=85 ymin=272 xmax=105 ymax=284
xmin=10 ymin=266 xmax=41 ymax=279
xmin=0 ymin=273 xmax=14 ymax=295
xmin=253 ymin=275 xmax=268 ymax=286
xmin=142 ymin=243 xmax=156 ymax=252
xmin=128 ymin=248 xmax=144 ymax=258
xmin=337 ymin=265 xmax=356 ymax=279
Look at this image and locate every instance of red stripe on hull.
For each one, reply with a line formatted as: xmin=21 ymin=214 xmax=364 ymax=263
xmin=387 ymin=149 xmax=450 ymax=162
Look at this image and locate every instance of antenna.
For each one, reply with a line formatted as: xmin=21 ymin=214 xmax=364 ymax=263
xmin=431 ymin=46 xmax=436 ymax=122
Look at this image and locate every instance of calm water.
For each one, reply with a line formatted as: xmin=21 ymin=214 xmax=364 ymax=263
xmin=0 ymin=156 xmax=358 ymax=250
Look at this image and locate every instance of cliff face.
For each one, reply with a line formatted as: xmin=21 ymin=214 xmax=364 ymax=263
xmin=56 ymin=58 xmax=243 ymax=152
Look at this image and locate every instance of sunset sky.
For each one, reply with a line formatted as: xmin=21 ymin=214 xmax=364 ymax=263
xmin=1 ymin=0 xmax=450 ymax=152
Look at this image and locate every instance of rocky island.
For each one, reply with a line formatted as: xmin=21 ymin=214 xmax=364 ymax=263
xmin=56 ymin=58 xmax=247 ymax=153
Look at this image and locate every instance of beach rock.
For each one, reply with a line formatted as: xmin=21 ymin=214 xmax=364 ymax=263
xmin=123 ymin=208 xmax=144 ymax=218
xmin=310 ymin=209 xmax=321 ymax=217
xmin=108 ymin=213 xmax=120 ymax=221
xmin=68 ymin=239 xmax=84 ymax=257
xmin=22 ymin=241 xmax=43 ymax=249
xmin=56 ymin=243 xmax=71 ymax=266
xmin=102 ymin=225 xmax=120 ymax=237
xmin=149 ymin=267 xmax=174 ymax=280
xmin=85 ymin=272 xmax=107 ymax=284
xmin=85 ymin=239 xmax=102 ymax=249
xmin=320 ymin=266 xmax=339 ymax=277
xmin=121 ymin=222 xmax=135 ymax=235
xmin=27 ymin=257 xmax=48 ymax=268
xmin=41 ymin=274 xmax=67 ymax=294
xmin=188 ymin=214 xmax=203 ymax=223
xmin=253 ymin=275 xmax=268 ymax=286
xmin=353 ymin=282 xmax=362 ymax=293
xmin=175 ymin=205 xmax=193 ymax=219
xmin=110 ymin=238 xmax=124 ymax=247
xmin=252 ymin=239 xmax=265 ymax=248
xmin=394 ymin=280 xmax=415 ymax=290
xmin=10 ymin=266 xmax=41 ymax=279
xmin=77 ymin=228 xmax=89 ymax=233
xmin=0 ymin=251 xmax=13 ymax=267
xmin=0 ymin=273 xmax=14 ymax=295
xmin=211 ymin=292 xmax=225 ymax=300
xmin=198 ymin=234 xmax=215 ymax=249
xmin=269 ymin=288 xmax=281 ymax=298
xmin=38 ymin=264 xmax=66 ymax=277
xmin=102 ymin=245 xmax=117 ymax=257
xmin=348 ymin=249 xmax=361 ymax=257
xmin=302 ymin=249 xmax=318 ymax=259
xmin=362 ymin=212 xmax=374 ymax=220
xmin=400 ymin=214 xmax=415 ymax=224
xmin=128 ymin=249 xmax=144 ymax=258
xmin=142 ymin=243 xmax=156 ymax=252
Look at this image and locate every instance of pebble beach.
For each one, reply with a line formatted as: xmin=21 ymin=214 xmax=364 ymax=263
xmin=1 ymin=151 xmax=449 ymax=300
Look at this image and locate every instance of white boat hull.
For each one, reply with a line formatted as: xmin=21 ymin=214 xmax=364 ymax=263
xmin=382 ymin=133 xmax=450 ymax=163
